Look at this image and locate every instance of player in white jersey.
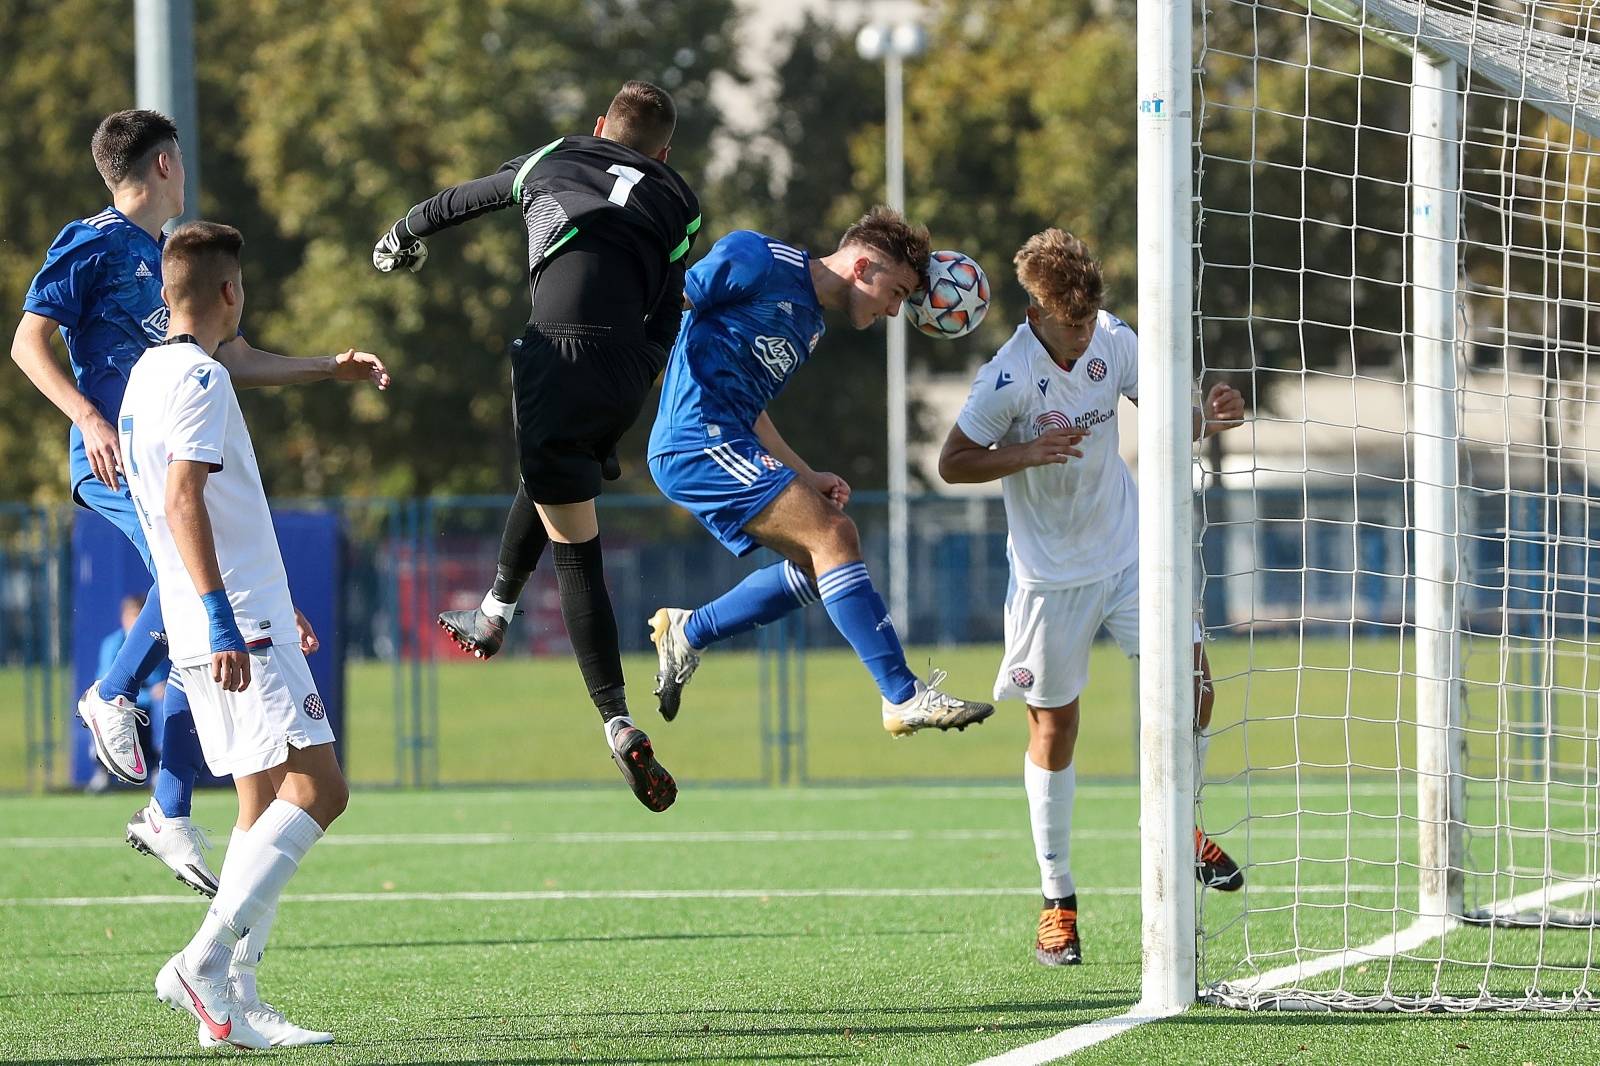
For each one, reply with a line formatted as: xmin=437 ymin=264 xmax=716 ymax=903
xmin=118 ymin=222 xmax=344 ymax=1049
xmin=938 ymin=229 xmax=1247 ymax=967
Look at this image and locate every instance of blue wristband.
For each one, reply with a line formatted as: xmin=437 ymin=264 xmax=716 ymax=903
xmin=200 ymin=590 xmax=246 ymax=653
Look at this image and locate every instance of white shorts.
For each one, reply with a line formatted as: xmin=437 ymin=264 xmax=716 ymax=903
xmin=176 ymin=644 xmax=335 ymax=778
xmin=993 ymin=561 xmax=1204 ymax=708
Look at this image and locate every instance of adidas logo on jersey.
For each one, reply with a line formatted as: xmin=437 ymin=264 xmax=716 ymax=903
xmin=134 ymin=261 xmax=153 ymax=279
xmin=778 ymin=300 xmax=793 ymax=315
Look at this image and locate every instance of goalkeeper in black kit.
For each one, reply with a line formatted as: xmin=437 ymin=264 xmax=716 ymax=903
xmin=373 ymin=80 xmax=700 ymax=812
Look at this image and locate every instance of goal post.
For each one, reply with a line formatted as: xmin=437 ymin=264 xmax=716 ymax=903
xmin=1143 ymin=0 xmax=1600 ymax=1013
xmin=1136 ymin=0 xmax=1199 ymax=1017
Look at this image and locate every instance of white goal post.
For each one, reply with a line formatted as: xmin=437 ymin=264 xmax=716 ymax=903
xmin=1141 ymin=0 xmax=1600 ymax=1013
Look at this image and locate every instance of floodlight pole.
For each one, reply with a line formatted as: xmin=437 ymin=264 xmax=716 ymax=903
xmin=135 ymin=0 xmax=199 ymax=227
xmin=859 ymin=22 xmax=926 ymax=638
xmin=1136 ymin=0 xmax=1198 ymax=1015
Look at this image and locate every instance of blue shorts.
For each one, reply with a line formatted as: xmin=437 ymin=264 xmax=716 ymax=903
xmin=76 ymin=475 xmax=155 ymax=575
xmin=649 ymin=437 xmax=797 ymax=557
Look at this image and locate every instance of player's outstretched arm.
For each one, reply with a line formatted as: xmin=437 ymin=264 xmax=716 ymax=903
xmin=213 ymin=335 xmax=391 ymax=391
xmin=11 ymin=311 xmax=124 ymax=487
xmin=938 ymin=423 xmax=1086 ymax=485
xmin=166 ymin=459 xmax=250 ymax=691
xmin=754 ymin=411 xmax=850 ymax=508
xmin=374 ymin=167 xmax=520 ymax=274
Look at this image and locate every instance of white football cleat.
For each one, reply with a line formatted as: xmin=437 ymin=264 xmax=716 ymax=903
xmin=199 ymin=990 xmax=334 ymax=1048
xmin=648 ymin=607 xmax=702 ymax=722
xmin=882 ymin=669 xmax=996 ymax=737
xmin=126 ymin=800 xmax=219 ymax=897
xmin=155 ymin=953 xmax=270 ymax=1050
xmin=76 ymin=685 xmax=148 ymax=785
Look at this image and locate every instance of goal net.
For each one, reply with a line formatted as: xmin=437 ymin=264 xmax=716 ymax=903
xmin=1190 ymin=0 xmax=1600 ymax=1011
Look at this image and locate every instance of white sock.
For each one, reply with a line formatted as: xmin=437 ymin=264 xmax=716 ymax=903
xmin=605 ymin=715 xmax=634 ymax=753
xmin=231 ymin=908 xmax=271 ymax=1003
xmin=222 ymin=828 xmax=275 ymax=1002
xmin=481 ymin=591 xmax=515 ymax=622
xmin=186 ymin=800 xmax=322 ymax=979
xmin=1024 ymin=753 xmax=1076 ymax=900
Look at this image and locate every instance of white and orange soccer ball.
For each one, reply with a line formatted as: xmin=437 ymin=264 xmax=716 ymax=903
xmin=906 ymin=249 xmax=990 ymax=340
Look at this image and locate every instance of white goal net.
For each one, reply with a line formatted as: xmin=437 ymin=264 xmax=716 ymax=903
xmin=1191 ymin=0 xmax=1600 ymax=1011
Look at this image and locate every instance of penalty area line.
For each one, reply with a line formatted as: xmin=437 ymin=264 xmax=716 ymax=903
xmin=969 ymin=1005 xmax=1178 ymax=1066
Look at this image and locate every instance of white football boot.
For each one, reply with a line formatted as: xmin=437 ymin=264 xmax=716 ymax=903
xmin=199 ymin=986 xmax=334 ymax=1048
xmin=126 ymin=799 xmax=220 ymax=897
xmin=75 ymin=685 xmax=148 ymax=785
xmin=882 ymin=669 xmax=996 ymax=737
xmin=155 ymin=953 xmax=270 ymax=1050
xmin=648 ymin=607 xmax=702 ymax=722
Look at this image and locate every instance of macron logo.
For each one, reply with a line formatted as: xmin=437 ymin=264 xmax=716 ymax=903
xmin=194 ymin=368 xmax=212 ymax=389
xmin=134 ymin=261 xmax=153 ymax=280
xmin=994 ymin=371 xmax=1014 ymax=391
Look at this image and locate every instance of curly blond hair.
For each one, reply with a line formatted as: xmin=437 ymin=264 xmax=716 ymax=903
xmin=1014 ymin=229 xmax=1103 ymax=321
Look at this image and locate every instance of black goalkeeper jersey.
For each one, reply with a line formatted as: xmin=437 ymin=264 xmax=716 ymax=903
xmin=400 ymin=135 xmax=701 ymax=347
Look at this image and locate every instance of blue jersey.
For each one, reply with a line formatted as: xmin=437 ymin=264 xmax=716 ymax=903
xmin=22 ymin=208 xmax=168 ymax=497
xmin=648 ymin=230 xmax=827 ymax=458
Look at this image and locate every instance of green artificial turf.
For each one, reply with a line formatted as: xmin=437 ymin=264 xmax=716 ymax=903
xmin=4 ymin=785 xmax=1599 ymax=1064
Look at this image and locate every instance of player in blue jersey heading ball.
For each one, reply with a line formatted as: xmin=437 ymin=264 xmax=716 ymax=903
xmin=10 ymin=109 xmax=389 ymax=895
xmin=646 ymin=207 xmax=994 ymax=738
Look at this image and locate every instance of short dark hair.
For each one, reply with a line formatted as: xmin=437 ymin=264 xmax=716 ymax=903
xmin=837 ymin=205 xmax=931 ymax=276
xmin=603 ymin=80 xmax=677 ymax=156
xmin=91 ymin=109 xmax=179 ymax=187
xmin=162 ymin=222 xmax=244 ymax=311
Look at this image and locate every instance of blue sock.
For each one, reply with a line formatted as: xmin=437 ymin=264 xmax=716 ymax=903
xmin=817 ymin=562 xmax=918 ymax=704
xmin=684 ymin=561 xmax=817 ymax=648
xmin=97 ymin=582 xmax=168 ymax=703
xmin=153 ymin=677 xmax=200 ymax=819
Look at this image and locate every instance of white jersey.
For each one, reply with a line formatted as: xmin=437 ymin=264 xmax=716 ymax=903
xmin=118 ymin=341 xmax=298 ymax=667
xmin=955 ymin=313 xmax=1140 ymax=590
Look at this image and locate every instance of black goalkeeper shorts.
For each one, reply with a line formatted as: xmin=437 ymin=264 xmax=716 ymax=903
xmin=509 ymin=323 xmax=664 ymax=505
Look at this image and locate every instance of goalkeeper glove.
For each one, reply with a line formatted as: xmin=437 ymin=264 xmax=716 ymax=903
xmin=373 ymin=224 xmax=429 ymax=273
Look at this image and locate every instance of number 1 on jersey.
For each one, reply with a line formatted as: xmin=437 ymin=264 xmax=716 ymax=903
xmin=606 ymin=165 xmax=645 ymax=206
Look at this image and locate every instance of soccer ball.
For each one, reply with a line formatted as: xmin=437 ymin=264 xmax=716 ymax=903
xmin=906 ymin=250 xmax=990 ymax=340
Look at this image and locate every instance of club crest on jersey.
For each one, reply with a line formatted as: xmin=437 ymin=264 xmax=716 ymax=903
xmin=1037 ymin=378 xmax=1050 ymax=398
xmin=1034 ymin=411 xmax=1071 ymax=434
xmin=1010 ymin=667 xmax=1035 ymax=689
xmin=758 ymin=452 xmax=783 ymax=471
xmin=995 ymin=371 xmax=1014 ymax=390
xmin=303 ymin=694 xmax=326 ymax=720
xmin=1086 ymin=357 xmax=1108 ymax=382
xmin=141 ymin=305 xmax=170 ymax=342
xmin=753 ymin=335 xmax=799 ymax=380
xmin=807 ymin=330 xmax=821 ymax=353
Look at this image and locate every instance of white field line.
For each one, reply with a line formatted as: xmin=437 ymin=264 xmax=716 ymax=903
xmin=970 ymin=1007 xmax=1180 ymax=1066
xmin=1222 ymin=876 xmax=1600 ymax=994
xmin=0 ymin=825 xmax=1419 ymax=849
xmin=117 ymin=781 xmax=1418 ymax=804
xmin=0 ymin=882 xmax=1401 ymax=908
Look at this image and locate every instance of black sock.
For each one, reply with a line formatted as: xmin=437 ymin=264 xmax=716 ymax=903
xmin=1045 ymin=894 xmax=1078 ymax=911
xmin=552 ymin=537 xmax=629 ymax=723
xmin=492 ymin=484 xmax=550 ymax=603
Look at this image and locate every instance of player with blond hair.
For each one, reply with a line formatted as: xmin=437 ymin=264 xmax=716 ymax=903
xmin=938 ymin=228 xmax=1246 ymax=967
